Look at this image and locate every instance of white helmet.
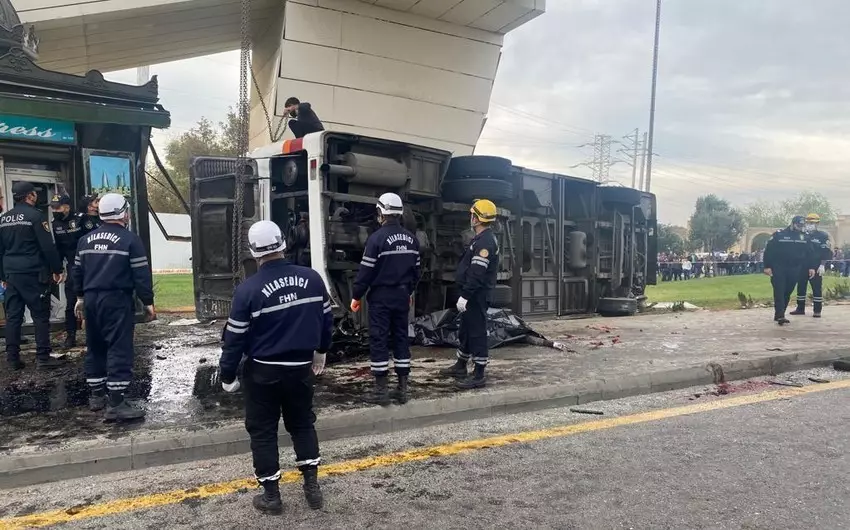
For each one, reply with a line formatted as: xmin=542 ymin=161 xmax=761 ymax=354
xmin=377 ymin=192 xmax=403 ymax=216
xmin=98 ymin=193 xmax=129 ymax=220
xmin=248 ymin=220 xmax=286 ymax=258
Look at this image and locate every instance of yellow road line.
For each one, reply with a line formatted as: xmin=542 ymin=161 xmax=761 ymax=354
xmin=3 ymin=379 xmax=849 ymax=529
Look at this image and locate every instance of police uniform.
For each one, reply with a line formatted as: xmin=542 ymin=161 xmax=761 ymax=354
xmin=792 ymin=220 xmax=831 ymax=317
xmin=351 ymin=195 xmax=420 ymax=404
xmin=763 ymin=218 xmax=814 ymax=324
xmin=78 ymin=195 xmax=101 ymax=238
xmin=0 ymin=182 xmax=64 ymax=370
xmin=219 ymin=220 xmax=331 ymax=514
xmin=50 ymin=194 xmax=82 ymax=345
xmin=442 ymin=200 xmax=500 ymax=388
xmin=72 ymin=194 xmax=153 ymax=419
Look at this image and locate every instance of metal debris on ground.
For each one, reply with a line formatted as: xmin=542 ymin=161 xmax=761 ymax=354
xmin=808 ymin=377 xmax=830 ymax=384
xmin=769 ymin=380 xmax=804 ymax=388
xmin=570 ymin=408 xmax=604 ymax=415
xmin=168 ymin=318 xmax=201 ymax=326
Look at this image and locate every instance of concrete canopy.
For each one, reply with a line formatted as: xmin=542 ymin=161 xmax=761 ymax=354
xmin=18 ymin=0 xmax=544 ymax=74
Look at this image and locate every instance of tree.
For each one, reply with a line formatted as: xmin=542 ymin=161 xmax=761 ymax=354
xmin=657 ymin=224 xmax=685 ymax=254
xmin=743 ymin=192 xmax=837 ymax=228
xmin=147 ymin=109 xmax=240 ymax=214
xmin=688 ymin=195 xmax=746 ymax=252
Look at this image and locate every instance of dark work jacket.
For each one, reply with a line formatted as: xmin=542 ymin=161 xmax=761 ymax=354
xmin=456 ymin=228 xmax=499 ymax=300
xmin=219 ymin=259 xmax=334 ymax=382
xmin=0 ymin=202 xmax=62 ymax=280
xmin=352 ymin=221 xmax=421 ymax=301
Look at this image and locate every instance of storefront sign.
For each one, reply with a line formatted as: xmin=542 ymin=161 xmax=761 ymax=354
xmin=0 ymin=114 xmax=76 ymax=145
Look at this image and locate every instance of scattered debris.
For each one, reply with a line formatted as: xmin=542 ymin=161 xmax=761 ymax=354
xmin=769 ymin=380 xmax=803 ymax=388
xmin=652 ymin=301 xmax=701 ymax=311
xmin=766 ymin=348 xmax=783 ymax=352
xmin=808 ymin=377 xmax=830 ymax=384
xmin=154 ymin=344 xmax=163 ymax=350
xmin=169 ymin=318 xmax=201 ymax=327
xmin=730 ymin=352 xmax=739 ymax=356
xmin=570 ymin=408 xmax=604 ymax=415
xmin=155 ymin=355 xmax=167 ymax=361
xmin=198 ymin=357 xmax=208 ymax=364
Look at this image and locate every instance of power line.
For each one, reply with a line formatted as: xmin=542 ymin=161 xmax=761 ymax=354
xmin=572 ymin=134 xmax=617 ymax=181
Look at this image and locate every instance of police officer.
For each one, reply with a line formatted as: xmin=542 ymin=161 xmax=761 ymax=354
xmin=78 ymin=194 xmax=101 ymax=237
xmin=218 ymin=220 xmax=332 ymax=515
xmin=349 ymin=193 xmax=421 ymax=405
xmin=763 ymin=215 xmax=815 ymax=326
xmin=72 ymin=193 xmax=154 ymax=420
xmin=0 ymin=182 xmax=65 ymax=371
xmin=440 ymin=199 xmax=500 ymax=388
xmin=50 ymin=193 xmax=82 ymax=348
xmin=790 ymin=213 xmax=831 ymax=318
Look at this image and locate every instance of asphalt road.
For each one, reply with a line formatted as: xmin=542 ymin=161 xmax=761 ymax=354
xmin=2 ymin=368 xmax=848 ymax=530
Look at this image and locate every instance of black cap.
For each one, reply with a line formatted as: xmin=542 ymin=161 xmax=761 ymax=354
xmin=50 ymin=193 xmax=71 ymax=207
xmin=11 ymin=181 xmax=34 ymax=198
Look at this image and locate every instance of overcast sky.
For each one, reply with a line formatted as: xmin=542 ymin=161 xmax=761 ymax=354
xmin=105 ymin=0 xmax=849 ymax=225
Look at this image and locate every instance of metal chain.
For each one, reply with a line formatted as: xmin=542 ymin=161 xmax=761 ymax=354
xmin=232 ymin=0 xmax=251 ymax=287
xmin=250 ymin=65 xmax=286 ymax=143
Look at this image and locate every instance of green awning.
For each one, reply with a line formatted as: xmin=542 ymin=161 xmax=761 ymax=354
xmin=0 ymin=93 xmax=171 ymax=129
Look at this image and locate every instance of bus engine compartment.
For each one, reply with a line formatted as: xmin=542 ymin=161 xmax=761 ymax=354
xmin=189 ymin=132 xmax=657 ymax=325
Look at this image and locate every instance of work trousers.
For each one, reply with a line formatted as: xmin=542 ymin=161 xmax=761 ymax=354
xmin=795 ymin=273 xmax=823 ymax=314
xmin=83 ymin=291 xmax=135 ymax=396
xmin=244 ymin=361 xmax=320 ymax=482
xmin=4 ymin=272 xmax=52 ymax=361
xmin=63 ymin=272 xmax=78 ymax=335
xmin=367 ymin=286 xmax=411 ymax=376
xmin=456 ymin=291 xmax=489 ymax=366
xmin=288 ymin=120 xmax=322 ymax=140
xmin=771 ymin=267 xmax=800 ymax=319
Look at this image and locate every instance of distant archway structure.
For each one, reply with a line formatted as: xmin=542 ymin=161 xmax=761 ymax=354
xmin=743 ymin=225 xmax=839 ymax=253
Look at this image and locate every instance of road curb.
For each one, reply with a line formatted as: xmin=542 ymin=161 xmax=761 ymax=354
xmin=1 ymin=348 xmax=845 ymax=489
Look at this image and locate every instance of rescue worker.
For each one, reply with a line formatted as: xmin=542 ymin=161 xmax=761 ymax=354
xmin=349 ymin=193 xmax=421 ymax=405
xmin=283 ymin=97 xmax=325 ymax=139
xmin=218 ymin=220 xmax=332 ymax=515
xmin=72 ymin=193 xmax=155 ymax=420
xmin=78 ymin=194 xmax=101 ymax=237
xmin=791 ymin=213 xmax=832 ymax=318
xmin=0 ymin=182 xmax=65 ymax=371
xmin=440 ymin=199 xmax=500 ymax=388
xmin=50 ymin=193 xmax=82 ymax=348
xmin=763 ymin=215 xmax=815 ymax=326
xmin=790 ymin=213 xmax=831 ymax=318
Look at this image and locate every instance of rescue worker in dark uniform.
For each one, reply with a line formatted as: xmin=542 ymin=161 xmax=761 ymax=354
xmin=72 ymin=193 xmax=155 ymax=420
xmin=763 ymin=215 xmax=815 ymax=326
xmin=350 ymin=193 xmax=421 ymax=405
xmin=791 ymin=213 xmax=831 ymax=318
xmin=440 ymin=199 xmax=500 ymax=388
xmin=219 ymin=220 xmax=332 ymax=515
xmin=78 ymin=194 xmax=101 ymax=237
xmin=50 ymin=193 xmax=82 ymax=348
xmin=0 ymin=181 xmax=66 ymax=370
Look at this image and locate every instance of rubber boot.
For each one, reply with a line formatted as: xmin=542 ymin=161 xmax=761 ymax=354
xmin=6 ymin=356 xmax=25 ymax=371
xmin=302 ymin=467 xmax=323 ymax=510
xmin=774 ymin=316 xmax=790 ymax=326
xmin=391 ymin=375 xmax=410 ymax=404
xmin=37 ymin=356 xmax=65 ymax=370
xmin=63 ymin=332 xmax=77 ymax=349
xmin=456 ymin=364 xmax=487 ymax=389
xmin=813 ymin=301 xmax=823 ymax=318
xmin=104 ymin=391 xmax=146 ymax=422
xmin=252 ymin=479 xmax=283 ymax=515
xmin=366 ymin=375 xmax=391 ymax=406
xmin=439 ymin=359 xmax=468 ymax=379
xmin=789 ymin=306 xmax=805 ymax=316
xmin=89 ymin=389 xmax=108 ymax=412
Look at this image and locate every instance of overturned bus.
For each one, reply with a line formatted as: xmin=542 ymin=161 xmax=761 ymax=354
xmin=189 ymin=131 xmax=657 ymax=325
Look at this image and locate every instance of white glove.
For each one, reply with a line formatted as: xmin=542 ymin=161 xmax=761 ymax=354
xmin=74 ymin=299 xmax=84 ymax=320
xmin=817 ymin=264 xmax=825 ymax=276
xmin=222 ymin=379 xmax=241 ymax=393
xmin=456 ymin=296 xmax=468 ymax=313
xmin=312 ymin=352 xmax=327 ymax=375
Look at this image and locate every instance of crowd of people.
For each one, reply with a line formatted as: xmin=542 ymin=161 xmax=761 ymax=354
xmin=657 ymin=248 xmax=850 ymax=282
